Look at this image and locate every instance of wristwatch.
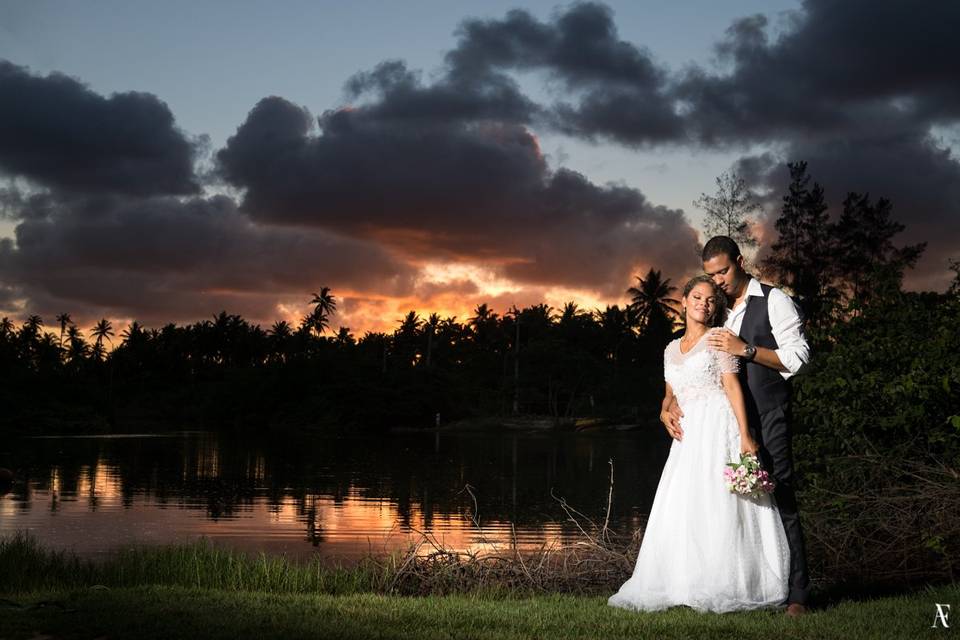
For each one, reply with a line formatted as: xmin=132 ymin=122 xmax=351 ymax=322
xmin=742 ymin=343 xmax=757 ymax=360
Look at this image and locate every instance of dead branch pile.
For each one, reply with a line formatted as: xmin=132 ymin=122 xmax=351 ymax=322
xmin=800 ymin=453 xmax=960 ymax=587
xmin=349 ymin=453 xmax=960 ymax=596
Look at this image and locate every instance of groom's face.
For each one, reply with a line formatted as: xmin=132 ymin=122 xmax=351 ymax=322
xmin=703 ymin=252 xmax=746 ymax=300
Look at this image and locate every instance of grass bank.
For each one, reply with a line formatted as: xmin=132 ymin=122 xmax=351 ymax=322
xmin=1 ymin=534 xmax=958 ymax=639
xmin=1 ymin=584 xmax=957 ymax=639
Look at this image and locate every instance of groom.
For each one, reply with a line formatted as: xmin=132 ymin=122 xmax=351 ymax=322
xmin=661 ymin=235 xmax=812 ymax=616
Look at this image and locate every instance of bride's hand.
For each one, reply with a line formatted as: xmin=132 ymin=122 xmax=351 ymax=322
xmin=740 ymin=434 xmax=759 ymax=455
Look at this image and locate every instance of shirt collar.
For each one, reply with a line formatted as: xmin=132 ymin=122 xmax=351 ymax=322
xmin=745 ymin=277 xmax=764 ymax=298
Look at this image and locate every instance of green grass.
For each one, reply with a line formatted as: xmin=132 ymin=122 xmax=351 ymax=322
xmin=1 ymin=533 xmax=957 ymax=639
xmin=0 ymin=531 xmax=388 ymax=596
xmin=1 ymin=584 xmax=958 ymax=639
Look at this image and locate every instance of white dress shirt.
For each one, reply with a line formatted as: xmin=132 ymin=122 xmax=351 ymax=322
xmin=724 ymin=277 xmax=811 ymax=381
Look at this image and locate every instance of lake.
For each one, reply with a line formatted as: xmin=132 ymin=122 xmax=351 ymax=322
xmin=0 ymin=427 xmax=671 ymax=564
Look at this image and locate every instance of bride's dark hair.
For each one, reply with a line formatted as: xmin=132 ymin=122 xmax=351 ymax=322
xmin=681 ymin=275 xmax=727 ymax=328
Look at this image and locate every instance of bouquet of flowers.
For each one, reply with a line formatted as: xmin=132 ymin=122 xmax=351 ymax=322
xmin=723 ymin=452 xmax=776 ymax=498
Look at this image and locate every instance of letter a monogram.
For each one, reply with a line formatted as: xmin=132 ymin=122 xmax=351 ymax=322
xmin=932 ymin=603 xmax=950 ymax=628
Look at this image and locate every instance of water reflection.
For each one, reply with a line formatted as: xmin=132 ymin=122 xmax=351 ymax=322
xmin=0 ymin=428 xmax=670 ymax=563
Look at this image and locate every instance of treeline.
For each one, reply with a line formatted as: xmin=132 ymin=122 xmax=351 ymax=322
xmin=0 ymin=276 xmax=681 ymax=432
xmin=3 ymin=161 xmax=959 ymax=449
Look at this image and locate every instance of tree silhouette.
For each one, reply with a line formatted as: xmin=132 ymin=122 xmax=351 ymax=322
xmin=267 ymin=320 xmax=292 ymax=364
xmin=24 ymin=315 xmax=43 ymax=336
xmin=55 ymin=313 xmax=72 ymax=350
xmin=91 ymin=318 xmax=114 ymax=354
xmin=394 ymin=311 xmax=422 ymax=367
xmin=694 ymin=170 xmax=760 ymax=250
xmin=832 ymin=192 xmax=926 ymax=313
xmin=627 ymin=268 xmax=680 ymax=333
xmin=424 ymin=313 xmax=440 ymax=368
xmin=334 ymin=326 xmax=355 ymax=347
xmin=65 ymin=325 xmax=89 ymax=367
xmin=949 ymin=259 xmax=960 ymax=297
xmin=468 ymin=303 xmax=500 ymax=350
xmin=309 ymin=287 xmax=337 ymax=336
xmin=761 ymin=161 xmax=833 ymax=328
xmin=7 ymin=250 xmax=936 ymax=435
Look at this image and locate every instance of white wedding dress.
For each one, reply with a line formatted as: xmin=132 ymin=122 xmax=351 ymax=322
xmin=608 ymin=334 xmax=790 ymax=613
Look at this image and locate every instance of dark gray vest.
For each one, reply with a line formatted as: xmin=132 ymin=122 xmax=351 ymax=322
xmin=737 ymin=283 xmax=790 ymax=415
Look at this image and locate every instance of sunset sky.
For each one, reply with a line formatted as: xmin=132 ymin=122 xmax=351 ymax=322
xmin=1 ymin=0 xmax=957 ymax=337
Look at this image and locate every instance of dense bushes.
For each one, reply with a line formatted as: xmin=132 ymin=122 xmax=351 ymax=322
xmin=792 ymin=290 xmax=960 ymax=466
xmin=788 ymin=289 xmax=960 ymax=589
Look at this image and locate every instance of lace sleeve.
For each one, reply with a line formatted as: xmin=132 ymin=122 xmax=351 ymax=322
xmin=716 ymin=348 xmax=740 ymax=374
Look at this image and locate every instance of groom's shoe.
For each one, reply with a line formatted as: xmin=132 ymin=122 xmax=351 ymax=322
xmin=785 ymin=603 xmax=808 ymax=617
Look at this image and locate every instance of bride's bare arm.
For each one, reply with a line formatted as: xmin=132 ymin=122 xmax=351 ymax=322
xmin=659 ymin=382 xmax=683 ymax=440
xmin=720 ymin=372 xmax=758 ymax=454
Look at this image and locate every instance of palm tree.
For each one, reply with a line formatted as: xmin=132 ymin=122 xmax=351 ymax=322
xmin=360 ymin=331 xmax=390 ymax=374
xmin=120 ymin=321 xmax=144 ymax=344
xmin=65 ymin=325 xmax=89 ymax=366
xmin=397 ymin=311 xmax=422 ymax=334
xmin=55 ymin=313 xmax=72 ymax=349
xmin=270 ymin=320 xmax=292 ymax=338
xmin=559 ymin=302 xmax=584 ymax=324
xmin=308 ymin=287 xmax=337 ymax=336
xmin=524 ymin=303 xmax=556 ymax=337
xmin=90 ymin=341 xmax=106 ymax=363
xmin=334 ymin=326 xmax=355 ymax=347
xmin=468 ymin=303 xmax=499 ymax=349
xmin=267 ymin=320 xmax=291 ymax=360
xmin=424 ymin=313 xmax=440 ymax=367
xmin=23 ymin=315 xmax=43 ymax=336
xmin=395 ymin=311 xmax=422 ymax=366
xmin=91 ymin=318 xmax=114 ymax=349
xmin=18 ymin=316 xmax=44 ymax=362
xmin=594 ymin=304 xmax=632 ymax=378
xmin=36 ymin=332 xmax=60 ymax=370
xmin=627 ymin=268 xmax=680 ymax=332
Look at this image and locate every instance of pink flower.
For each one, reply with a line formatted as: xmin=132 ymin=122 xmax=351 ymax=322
xmin=723 ymin=453 xmax=776 ymax=498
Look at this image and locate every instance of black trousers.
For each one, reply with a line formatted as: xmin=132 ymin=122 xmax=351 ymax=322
xmin=748 ymin=402 xmax=810 ymax=605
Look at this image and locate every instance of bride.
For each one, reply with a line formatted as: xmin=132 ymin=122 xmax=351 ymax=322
xmin=608 ymin=274 xmax=790 ymax=613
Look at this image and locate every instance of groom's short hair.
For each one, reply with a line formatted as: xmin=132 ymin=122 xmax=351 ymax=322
xmin=702 ymin=236 xmax=741 ymax=262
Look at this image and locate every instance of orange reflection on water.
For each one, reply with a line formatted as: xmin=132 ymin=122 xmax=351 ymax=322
xmin=75 ymin=459 xmax=119 ymax=502
xmin=3 ymin=472 xmax=572 ymax=564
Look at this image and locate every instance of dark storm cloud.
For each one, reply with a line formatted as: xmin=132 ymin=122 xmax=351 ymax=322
xmin=659 ymin=0 xmax=960 ymax=291
xmin=213 ymin=3 xmax=706 ymax=288
xmin=217 ymin=97 xmax=544 ymax=230
xmin=448 ymin=2 xmax=684 ymax=143
xmin=344 ymin=59 xmax=538 ymax=125
xmin=676 ymin=0 xmax=960 ymax=145
xmin=0 ymin=269 xmax=19 ymax=312
xmin=0 ymin=60 xmax=200 ymax=196
xmin=0 ymin=192 xmax=417 ymax=325
xmin=217 ymin=96 xmax=699 ymax=294
xmin=340 ymin=3 xmax=683 ymax=145
xmin=450 ymin=3 xmax=662 ymax=88
xmin=5 ymin=0 xmax=960 ymax=330
xmin=493 ymin=170 xmax=698 ymax=296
